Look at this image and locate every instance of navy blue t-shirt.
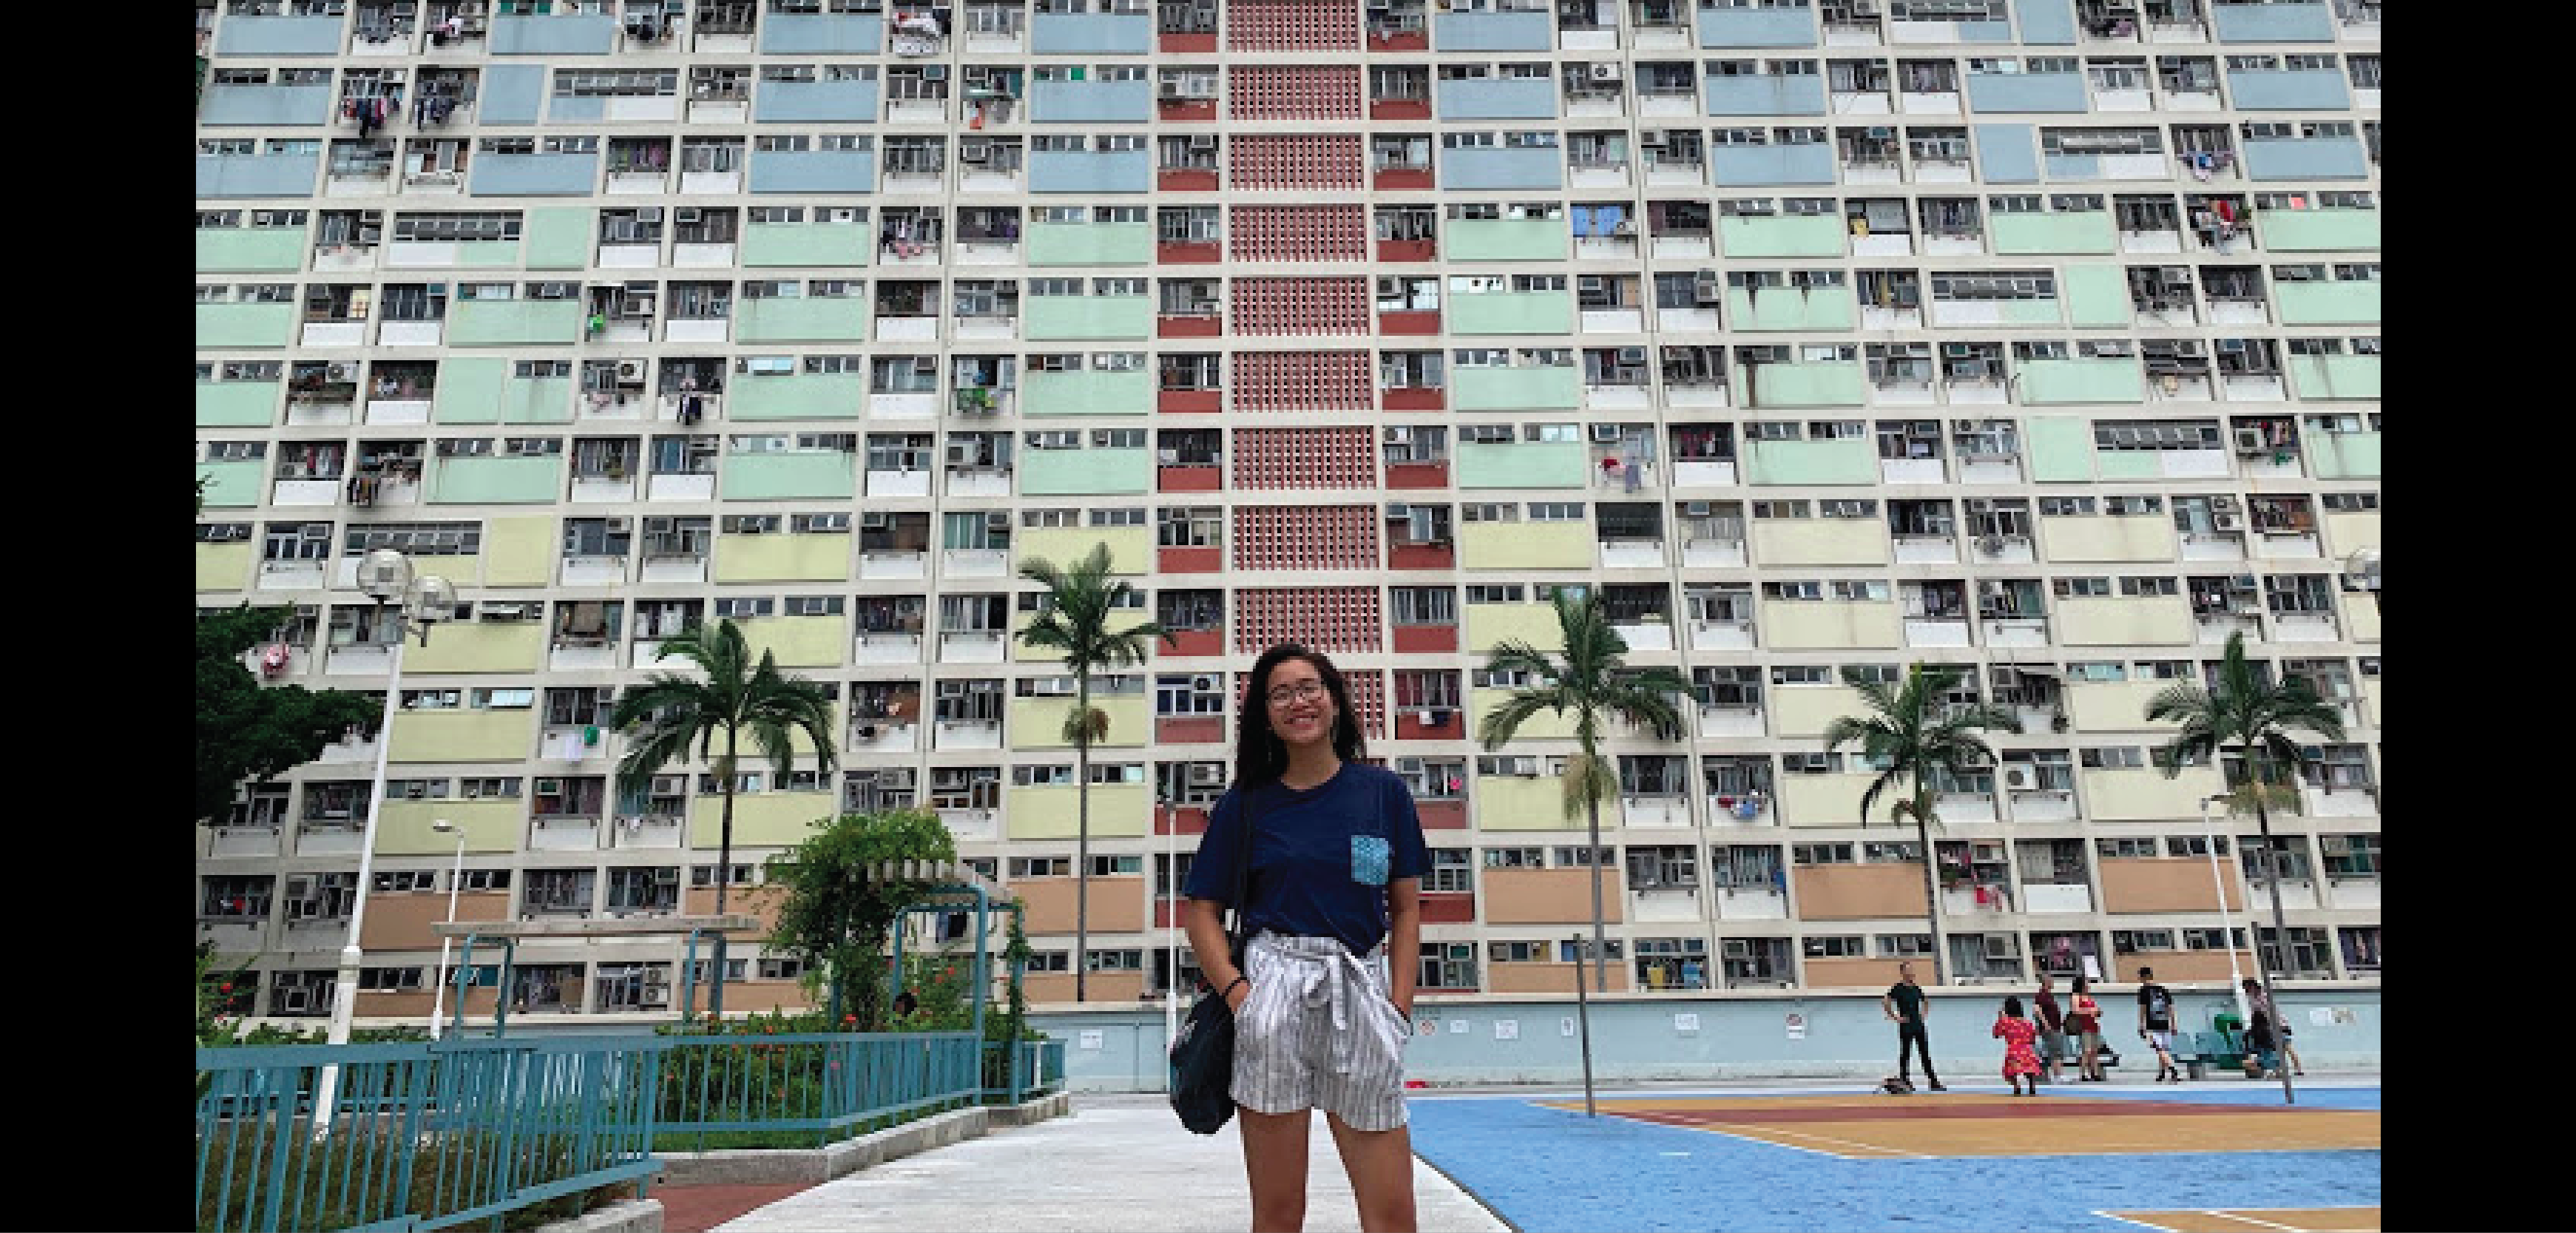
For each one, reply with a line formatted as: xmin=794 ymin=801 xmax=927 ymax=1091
xmin=1181 ymin=762 xmax=1431 ymax=956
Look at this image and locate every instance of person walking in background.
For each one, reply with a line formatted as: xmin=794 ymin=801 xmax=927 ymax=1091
xmin=1993 ymin=996 xmax=2042 ymax=1097
xmin=2239 ymin=976 xmax=2297 ymax=1078
xmin=2135 ymin=966 xmax=2180 ymax=1083
xmin=1882 ymin=962 xmax=1946 ymax=1092
xmin=2033 ymin=973 xmax=2067 ymax=1085
xmin=2068 ymin=976 xmax=2106 ymax=1081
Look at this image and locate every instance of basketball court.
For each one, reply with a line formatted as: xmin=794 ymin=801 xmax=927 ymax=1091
xmin=1529 ymin=1091 xmax=2380 ymax=1159
xmin=2100 ymin=1208 xmax=2381 ymax=1232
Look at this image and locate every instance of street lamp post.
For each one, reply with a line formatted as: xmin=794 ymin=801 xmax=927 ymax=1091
xmin=1160 ymin=793 xmax=1179 ymax=1050
xmin=426 ymin=817 xmax=467 ymax=1039
xmin=2198 ymin=795 xmax=2253 ymax=1030
xmin=312 ymin=549 xmax=456 ymax=1129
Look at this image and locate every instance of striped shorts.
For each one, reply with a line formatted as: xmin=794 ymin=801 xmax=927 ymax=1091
xmin=1230 ymin=931 xmax=1411 ymax=1132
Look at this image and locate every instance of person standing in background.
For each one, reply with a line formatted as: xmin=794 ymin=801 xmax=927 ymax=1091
xmin=1881 ymin=962 xmax=1946 ymax=1092
xmin=2033 ymin=973 xmax=2067 ymax=1085
xmin=2068 ymin=976 xmax=2106 ymax=1081
xmin=2135 ymin=966 xmax=2180 ymax=1083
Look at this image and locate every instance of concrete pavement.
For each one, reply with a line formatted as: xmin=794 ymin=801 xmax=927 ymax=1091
xmin=711 ymin=1094 xmax=1511 ymax=1232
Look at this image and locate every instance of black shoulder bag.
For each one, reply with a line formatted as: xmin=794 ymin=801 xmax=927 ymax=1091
xmin=1168 ymin=789 xmax=1258 ymax=1135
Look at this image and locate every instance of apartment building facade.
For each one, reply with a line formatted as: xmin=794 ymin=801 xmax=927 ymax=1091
xmin=195 ymin=0 xmax=2382 ymax=1027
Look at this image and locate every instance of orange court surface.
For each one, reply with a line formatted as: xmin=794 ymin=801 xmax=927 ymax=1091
xmin=1532 ymin=1092 xmax=2381 ymax=1160
xmin=2100 ymin=1208 xmax=2381 ymax=1232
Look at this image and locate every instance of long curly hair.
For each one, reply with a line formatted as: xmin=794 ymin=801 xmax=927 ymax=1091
xmin=1232 ymin=643 xmax=1368 ymax=791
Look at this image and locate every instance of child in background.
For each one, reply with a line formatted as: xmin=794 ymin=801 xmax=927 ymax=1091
xmin=1993 ymin=996 xmax=2042 ymax=1097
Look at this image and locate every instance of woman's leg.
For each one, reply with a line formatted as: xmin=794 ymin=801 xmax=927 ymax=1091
xmin=1240 ymin=1106 xmax=1314 ymax=1233
xmin=1324 ymin=1112 xmax=1419 ymax=1233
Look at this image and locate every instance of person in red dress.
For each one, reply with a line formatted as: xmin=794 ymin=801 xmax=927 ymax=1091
xmin=1993 ymin=996 xmax=2043 ymax=1097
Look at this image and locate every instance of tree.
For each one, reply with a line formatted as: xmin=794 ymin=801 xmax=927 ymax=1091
xmin=1013 ymin=543 xmax=1175 ymax=1001
xmin=1820 ymin=663 xmax=2022 ymax=985
xmin=195 ymin=605 xmax=385 ymax=825
xmin=612 ymin=619 xmax=838 ymax=1021
xmin=2146 ymin=629 xmax=2344 ymax=1103
xmin=1475 ymin=587 xmax=1691 ymax=987
xmin=763 ymin=809 xmax=958 ymax=1031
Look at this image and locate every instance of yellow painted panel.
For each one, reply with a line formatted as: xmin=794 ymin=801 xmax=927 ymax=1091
xmin=2041 ymin=516 xmax=2177 ymax=563
xmin=378 ymin=799 xmax=524 ymax=855
xmin=2057 ymin=597 xmax=2194 ymax=646
xmin=1473 ymin=774 xmax=1586 ymax=831
xmin=2066 ymin=679 xmax=2173 ymax=734
xmin=2345 ymin=592 xmax=2378 ymax=643
xmin=1464 ymin=603 xmax=1562 ymax=655
xmin=2323 ymin=512 xmax=2379 ymax=558
xmin=1761 ymin=600 xmax=1901 ymax=649
xmin=1009 ymin=695 xmax=1149 ymax=750
xmin=1017 ymin=527 xmax=1151 ymax=575
xmin=1780 ymin=771 xmax=1878 ymax=828
xmin=2081 ymin=766 xmax=2225 ymax=821
xmin=714 ymin=533 xmax=852 ymax=583
xmin=405 ymin=623 xmax=544 ymax=674
xmin=389 ymin=709 xmax=535 ymax=763
xmin=1009 ymin=607 xmax=1068 ymax=663
xmin=1004 ymin=783 xmax=1150 ymax=840
xmin=688 ymin=791 xmax=840 ymax=849
xmin=740 ymin=615 xmax=846 ymax=667
xmin=482 ymin=516 xmax=555 ymax=587
xmin=2359 ymin=678 xmax=2381 ymax=726
xmin=1773 ymin=686 xmax=1868 ymax=739
xmin=1751 ymin=519 xmax=1889 ymax=567
xmin=197 ymin=543 xmax=254 ymax=592
xmin=1459 ymin=521 xmax=1592 ymax=570
xmin=1471 ymin=687 xmax=1580 ymax=742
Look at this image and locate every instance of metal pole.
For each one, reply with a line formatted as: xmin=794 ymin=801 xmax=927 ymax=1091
xmin=2200 ymin=797 xmax=2252 ymax=1028
xmin=1570 ymin=934 xmax=1597 ymax=1118
xmin=314 ymin=615 xmax=411 ymax=1129
xmin=427 ymin=828 xmax=465 ymax=1039
xmin=1162 ymin=797 xmax=1178 ymax=1050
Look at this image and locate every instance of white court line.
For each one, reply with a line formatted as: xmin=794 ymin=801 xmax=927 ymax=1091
xmin=1701 ymin=1123 xmax=1930 ymax=1159
xmin=2200 ymin=1209 xmax=2379 ymax=1233
xmin=2089 ymin=1213 xmax=2177 ymax=1232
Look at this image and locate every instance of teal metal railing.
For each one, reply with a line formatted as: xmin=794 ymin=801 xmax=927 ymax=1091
xmin=981 ymin=1038 xmax=1069 ymax=1104
xmin=645 ymin=1031 xmax=982 ymax=1152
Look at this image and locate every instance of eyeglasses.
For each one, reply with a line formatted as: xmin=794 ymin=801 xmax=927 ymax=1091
xmin=1265 ymin=681 xmax=1327 ymax=708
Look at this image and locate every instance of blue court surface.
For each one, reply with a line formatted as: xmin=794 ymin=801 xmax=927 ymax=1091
xmin=1405 ymin=1084 xmax=2381 ymax=1232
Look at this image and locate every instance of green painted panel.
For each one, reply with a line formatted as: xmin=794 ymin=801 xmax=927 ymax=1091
xmin=734 ymin=298 xmax=868 ymax=343
xmin=195 ymin=303 xmax=297 ymax=348
xmin=2094 ymin=450 xmax=2159 ymax=480
xmin=1448 ymin=291 xmax=1575 ymax=336
xmin=448 ymin=300 xmax=584 ymax=347
xmin=729 ymin=374 xmax=866 ymax=420
xmin=742 ymin=222 xmax=872 ymax=268
xmin=2004 ymin=297 xmax=2068 ymax=326
xmin=2275 ymin=281 xmax=2380 ymax=325
xmin=1748 ymin=361 xmax=1864 ymax=408
xmin=1453 ymin=366 xmax=1582 ymax=411
xmin=1445 ymin=218 xmax=1569 ymax=262
xmin=1718 ymin=216 xmax=1845 ymax=258
xmin=2257 ymin=209 xmax=2379 ymax=252
xmin=2062 ymin=265 xmax=2129 ymax=328
xmin=427 ymin=456 xmax=564 ymax=504
xmin=1990 ymin=212 xmax=2115 ymax=255
xmin=196 ymin=381 xmax=280 ymax=427
xmin=498 ymin=376 xmax=574 ymax=423
xmin=1022 ymin=369 xmax=1152 ymax=416
xmin=522 ymin=207 xmax=592 ymax=269
xmin=1025 ymin=296 xmax=1152 ymax=341
xmin=433 ymin=357 xmax=510 ymax=423
xmin=195 ymin=229 xmax=305 ymax=272
xmin=195 ymin=460 xmax=264 ymax=508
xmin=2289 ymin=355 xmax=2379 ymax=401
xmin=1742 ymin=438 xmax=1876 ymax=485
xmin=1728 ymin=287 xmax=1855 ymax=332
xmin=2018 ymin=359 xmax=2143 ymax=405
xmin=1024 ymin=221 xmax=1154 ymax=267
xmin=720 ymin=452 xmax=856 ymax=500
xmin=1021 ymin=447 xmax=1152 ymax=496
xmin=2026 ymin=416 xmax=2096 ymax=482
xmin=1456 ymin=442 xmax=1588 ymax=490
xmin=2308 ymin=430 xmax=2381 ymax=479
xmin=459 ymin=241 xmax=525 ymax=268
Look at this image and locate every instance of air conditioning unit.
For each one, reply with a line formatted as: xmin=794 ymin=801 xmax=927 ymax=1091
xmin=1617 ymin=346 xmax=1648 ymax=365
xmin=1590 ymin=423 xmax=1623 ymax=444
xmin=279 ymin=987 xmax=316 ymax=1013
xmin=2003 ymin=765 xmax=2038 ymax=791
xmin=1971 ymin=840 xmax=2007 ymax=863
xmin=921 ymin=64 xmax=947 ymax=81
xmin=1721 ymin=939 xmax=1753 ymax=959
xmin=1384 ymin=503 xmax=1413 ymax=521
xmin=2213 ymin=511 xmax=2245 ymax=531
xmin=325 ymin=362 xmax=361 ymax=383
xmin=1682 ymin=501 xmax=1713 ymax=516
xmin=959 ymin=142 xmax=990 ymax=163
xmin=1589 ymin=63 xmax=1622 ymax=82
xmin=2210 ymin=495 xmax=2238 ymax=512
xmin=1639 ymin=129 xmax=1669 ymax=146
xmin=615 ymin=359 xmax=647 ymax=382
xmin=1977 ymin=535 xmax=2007 ymax=555
xmin=672 ymin=207 xmax=703 ymax=225
xmin=1190 ymin=674 xmax=1221 ymax=692
xmin=478 ymin=602 xmax=530 ymax=621
xmin=1189 ymin=763 xmax=1226 ymax=786
xmin=2232 ymin=426 xmax=2267 ymax=453
xmin=1157 ymin=81 xmax=1184 ymax=98
xmin=652 ymin=774 xmax=688 ymax=795
xmin=1983 ymin=935 xmax=2022 ymax=960
xmin=535 ymin=777 xmax=565 ymax=796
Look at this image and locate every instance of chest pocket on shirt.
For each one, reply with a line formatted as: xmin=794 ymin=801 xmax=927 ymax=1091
xmin=1350 ymin=835 xmax=1390 ymax=887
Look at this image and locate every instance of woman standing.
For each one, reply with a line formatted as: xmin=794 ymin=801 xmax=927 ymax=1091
xmin=1992 ymin=996 xmax=2042 ymax=1097
xmin=1183 ymin=643 xmax=1431 ymax=1233
xmin=2067 ymin=976 xmax=2107 ymax=1081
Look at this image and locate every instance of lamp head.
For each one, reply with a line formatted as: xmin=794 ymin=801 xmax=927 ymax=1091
xmin=410 ymin=574 xmax=459 ymax=622
xmin=358 ymin=548 xmax=415 ymax=604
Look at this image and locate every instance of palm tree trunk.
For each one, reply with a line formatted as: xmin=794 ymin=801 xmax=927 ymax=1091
xmin=1583 ymin=787 xmax=1609 ymax=989
xmin=2246 ymin=749 xmax=2296 ymax=1104
xmin=1912 ymin=788 xmax=1945 ymax=986
xmin=711 ymin=731 xmax=735 ymax=1022
xmin=1074 ymin=675 xmax=1091 ymax=1004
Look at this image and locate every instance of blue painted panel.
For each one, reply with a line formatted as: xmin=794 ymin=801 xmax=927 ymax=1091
xmin=1967 ymin=72 xmax=2090 ymax=112
xmin=1957 ymin=18 xmax=2018 ymax=41
xmin=200 ymin=84 xmax=334 ymax=126
xmin=759 ymin=13 xmax=885 ymax=53
xmin=748 ymin=149 xmax=879 ymax=194
xmin=1029 ymin=80 xmax=1154 ymax=124
xmin=479 ymin=64 xmax=548 ymax=126
xmin=1433 ymin=10 xmax=1555 ymax=51
xmin=469 ymin=152 xmax=602 ymax=196
xmin=2043 ymin=152 xmax=2103 ymax=179
xmin=2214 ymin=1 xmax=2336 ymax=42
xmin=755 ymin=80 xmax=885 ymax=123
xmin=213 ymin=15 xmax=345 ymax=55
xmin=2242 ymin=136 xmax=2370 ymax=180
xmin=1030 ymin=13 xmax=1152 ymax=53
xmin=490 ymin=13 xmax=618 ymax=55
xmin=2012 ymin=0 xmax=2078 ymax=43
xmin=1709 ymin=143 xmax=1837 ymax=186
xmin=195 ymin=153 xmax=321 ymax=199
xmin=545 ymin=92 xmax=607 ymax=123
xmin=1439 ymin=146 xmax=1564 ymax=192
xmin=1694 ymin=5 xmax=1820 ymax=47
xmin=2225 ymin=69 xmax=2351 ymax=110
xmin=1436 ymin=78 xmax=1561 ymax=121
xmin=1703 ymin=75 xmax=1828 ymax=117
xmin=1974 ymin=123 xmax=2040 ymax=183
xmin=1027 ymin=149 xmax=1152 ymax=194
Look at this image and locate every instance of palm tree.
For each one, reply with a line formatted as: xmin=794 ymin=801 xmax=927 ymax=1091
xmin=1820 ymin=663 xmax=2022 ymax=985
xmin=1013 ymin=543 xmax=1176 ymax=1001
xmin=612 ymin=618 xmax=838 ymax=1022
xmin=1475 ymin=587 xmax=1691 ymax=987
xmin=2146 ymin=629 xmax=2344 ymax=1101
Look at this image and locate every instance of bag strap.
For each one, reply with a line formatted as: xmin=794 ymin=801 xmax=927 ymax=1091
xmin=1224 ymin=786 xmax=1261 ymax=955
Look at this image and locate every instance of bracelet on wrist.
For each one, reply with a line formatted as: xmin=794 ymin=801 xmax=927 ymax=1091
xmin=1222 ymin=976 xmax=1248 ymax=997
